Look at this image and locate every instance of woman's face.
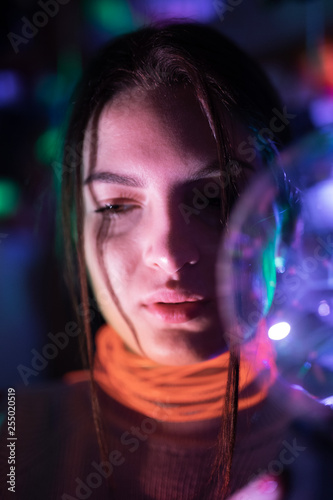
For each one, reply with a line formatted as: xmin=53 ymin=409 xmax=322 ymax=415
xmin=83 ymin=87 xmax=262 ymax=365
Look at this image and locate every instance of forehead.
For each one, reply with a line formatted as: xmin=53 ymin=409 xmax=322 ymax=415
xmin=82 ymin=87 xmax=252 ymax=185
xmin=83 ymin=88 xmax=217 ymax=179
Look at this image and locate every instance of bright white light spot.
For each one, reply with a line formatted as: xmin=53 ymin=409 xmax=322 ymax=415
xmin=318 ymin=301 xmax=330 ymax=317
xmin=268 ymin=321 xmax=291 ymax=340
xmin=320 ymin=395 xmax=333 ymax=407
xmin=275 ymin=256 xmax=285 ymax=273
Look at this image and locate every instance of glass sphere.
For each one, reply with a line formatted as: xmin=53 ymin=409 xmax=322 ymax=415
xmin=218 ymin=126 xmax=333 ymax=399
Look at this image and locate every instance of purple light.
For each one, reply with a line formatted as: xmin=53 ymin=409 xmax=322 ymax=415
xmin=134 ymin=0 xmax=215 ymax=22
xmin=310 ymin=96 xmax=333 ymax=128
xmin=303 ymin=180 xmax=333 ymax=231
xmin=318 ymin=300 xmax=331 ymax=317
xmin=0 ymin=71 xmax=22 ymax=107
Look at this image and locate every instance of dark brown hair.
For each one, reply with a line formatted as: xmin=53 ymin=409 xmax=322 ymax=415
xmin=61 ymin=22 xmax=290 ymax=499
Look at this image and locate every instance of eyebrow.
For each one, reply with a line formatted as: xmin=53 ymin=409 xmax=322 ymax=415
xmin=84 ymin=171 xmax=145 ymax=187
xmin=189 ymin=160 xmax=221 ymax=180
xmin=83 ymin=159 xmax=243 ymax=187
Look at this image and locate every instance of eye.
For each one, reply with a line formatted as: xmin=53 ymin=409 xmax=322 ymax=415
xmin=94 ymin=203 xmax=135 ymax=216
xmin=92 ymin=199 xmax=142 ymax=236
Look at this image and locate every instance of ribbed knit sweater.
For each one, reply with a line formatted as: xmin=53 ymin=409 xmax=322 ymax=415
xmin=1 ymin=376 xmax=331 ymax=500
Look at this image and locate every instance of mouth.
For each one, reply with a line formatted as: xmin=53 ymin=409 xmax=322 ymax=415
xmin=142 ymin=295 xmax=212 ymax=324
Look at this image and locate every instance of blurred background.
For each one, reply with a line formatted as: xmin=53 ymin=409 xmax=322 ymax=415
xmin=1 ymin=0 xmax=333 ymax=397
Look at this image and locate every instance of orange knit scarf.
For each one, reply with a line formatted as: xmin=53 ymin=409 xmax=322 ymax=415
xmin=90 ymin=322 xmax=277 ymax=422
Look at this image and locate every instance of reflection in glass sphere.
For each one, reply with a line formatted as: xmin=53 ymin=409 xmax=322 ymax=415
xmin=218 ymin=126 xmax=333 ymax=399
xmin=268 ymin=321 xmax=291 ymax=341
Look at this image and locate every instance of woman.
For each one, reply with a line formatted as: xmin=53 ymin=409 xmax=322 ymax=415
xmin=1 ymin=22 xmax=331 ymax=500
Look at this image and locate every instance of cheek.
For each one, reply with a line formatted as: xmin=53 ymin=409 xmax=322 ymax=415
xmin=104 ymin=244 xmax=140 ymax=296
xmin=84 ymin=218 xmax=142 ymax=297
xmin=190 ymin=220 xmax=223 ymax=258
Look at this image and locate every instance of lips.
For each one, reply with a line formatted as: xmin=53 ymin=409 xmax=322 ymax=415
xmin=142 ymin=291 xmax=212 ymax=324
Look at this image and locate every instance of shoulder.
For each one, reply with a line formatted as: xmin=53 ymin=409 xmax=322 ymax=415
xmin=1 ymin=379 xmax=93 ymax=441
xmin=266 ymin=377 xmax=333 ymax=424
xmin=231 ymin=377 xmax=333 ymax=491
xmin=17 ymin=378 xmax=90 ymax=409
xmin=234 ymin=376 xmax=333 ymax=458
xmin=246 ymin=376 xmax=333 ymax=439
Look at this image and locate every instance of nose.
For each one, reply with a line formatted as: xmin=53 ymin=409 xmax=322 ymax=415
xmin=142 ymin=205 xmax=200 ymax=275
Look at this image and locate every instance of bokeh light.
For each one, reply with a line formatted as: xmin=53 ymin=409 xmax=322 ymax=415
xmin=84 ymin=0 xmax=136 ymax=35
xmin=0 ymin=180 xmax=21 ymax=218
xmin=0 ymin=71 xmax=23 ymax=107
xmin=131 ymin=0 xmax=216 ymax=22
xmin=35 ymin=127 xmax=61 ymax=166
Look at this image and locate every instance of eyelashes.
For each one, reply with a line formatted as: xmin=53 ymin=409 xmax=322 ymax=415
xmin=94 ymin=196 xmax=222 ymax=217
xmin=94 ymin=203 xmax=137 ymax=217
xmin=93 ymin=200 xmax=142 ymax=236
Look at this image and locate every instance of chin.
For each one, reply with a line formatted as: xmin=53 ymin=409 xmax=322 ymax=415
xmin=143 ymin=331 xmax=227 ymax=366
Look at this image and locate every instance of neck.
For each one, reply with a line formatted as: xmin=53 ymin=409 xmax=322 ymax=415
xmin=93 ymin=321 xmax=277 ymax=422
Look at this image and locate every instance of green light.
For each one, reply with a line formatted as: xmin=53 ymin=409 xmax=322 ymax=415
xmin=35 ymin=52 xmax=81 ymax=106
xmin=58 ymin=51 xmax=82 ymax=84
xmin=0 ymin=179 xmax=20 ymax=218
xmin=297 ymin=361 xmax=312 ymax=379
xmin=85 ymin=0 xmax=135 ymax=34
xmin=35 ymin=74 xmax=66 ymax=106
xmin=35 ymin=128 xmax=61 ymax=165
xmin=262 ymin=238 xmax=277 ymax=315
